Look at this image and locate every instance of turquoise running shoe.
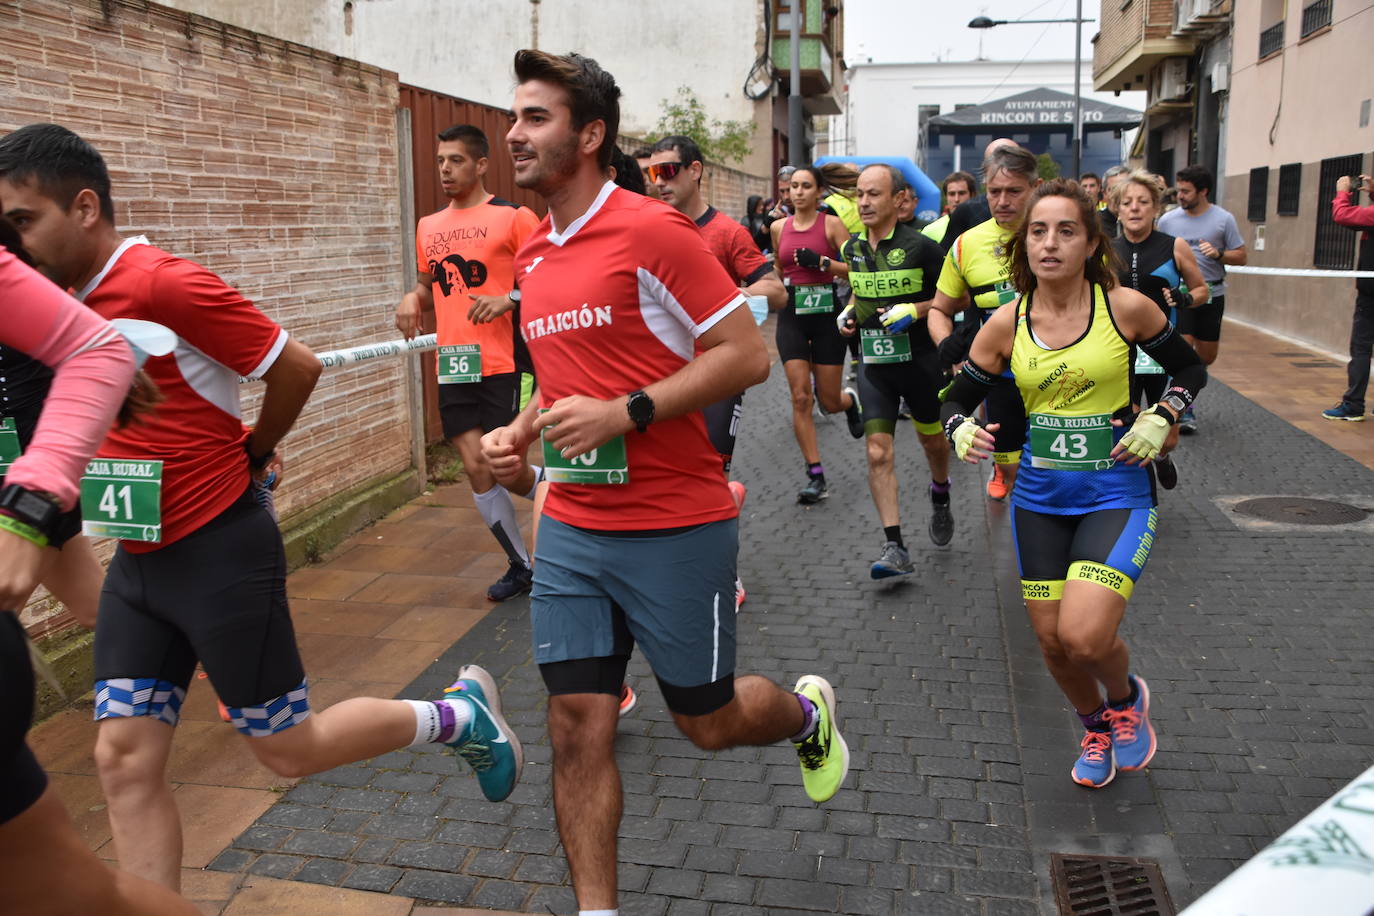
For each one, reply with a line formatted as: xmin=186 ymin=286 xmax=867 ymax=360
xmin=444 ymin=665 xmax=523 ymax=802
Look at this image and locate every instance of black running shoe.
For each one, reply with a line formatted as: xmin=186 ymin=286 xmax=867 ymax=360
xmin=929 ymin=496 xmax=954 ymax=546
xmin=487 ymin=561 xmax=533 ymax=602
xmin=843 ymin=387 xmax=864 ymax=439
xmin=797 ymin=476 xmax=829 ymax=505
xmin=1154 ymin=454 xmax=1178 ymax=490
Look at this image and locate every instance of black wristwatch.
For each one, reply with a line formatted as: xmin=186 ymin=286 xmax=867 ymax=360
xmin=626 ymin=390 xmax=655 ymax=433
xmin=246 ymin=443 xmax=276 ymax=471
xmin=0 ymin=483 xmax=62 ymax=539
xmin=1154 ymin=398 xmax=1185 ymax=424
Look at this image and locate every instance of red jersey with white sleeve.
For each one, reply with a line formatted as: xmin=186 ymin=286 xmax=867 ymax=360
xmin=77 ymin=239 xmax=288 ymax=552
xmin=695 ymin=207 xmax=772 ymax=286
xmin=1 ymin=246 xmax=135 ymax=510
xmin=515 ymin=182 xmax=745 ymax=530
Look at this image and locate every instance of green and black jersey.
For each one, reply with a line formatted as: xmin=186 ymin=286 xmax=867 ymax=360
xmin=840 ymin=221 xmax=944 ymax=354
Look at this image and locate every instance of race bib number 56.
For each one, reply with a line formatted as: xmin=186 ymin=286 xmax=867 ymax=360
xmin=80 ymin=459 xmax=163 ymax=542
xmin=437 ymin=345 xmax=481 ymax=384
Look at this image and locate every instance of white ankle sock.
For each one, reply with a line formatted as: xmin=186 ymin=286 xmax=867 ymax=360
xmin=473 ymin=485 xmax=530 ymax=566
xmin=579 ymin=910 xmax=618 ymax=916
xmin=404 ymin=698 xmax=473 ymax=746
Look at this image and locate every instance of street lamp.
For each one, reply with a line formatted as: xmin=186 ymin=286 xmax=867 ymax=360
xmin=969 ymin=5 xmax=1094 ymax=178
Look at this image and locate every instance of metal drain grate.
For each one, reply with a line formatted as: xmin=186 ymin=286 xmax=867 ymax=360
xmin=1231 ymin=496 xmax=1368 ymax=526
xmin=1050 ymin=853 xmax=1175 ymax=915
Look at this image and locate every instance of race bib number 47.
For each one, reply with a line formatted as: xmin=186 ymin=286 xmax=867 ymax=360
xmin=80 ymin=459 xmax=163 ymax=542
xmin=1028 ymin=413 xmax=1115 ymax=471
xmin=794 ymin=284 xmax=834 ymax=315
xmin=437 ymin=344 xmax=481 ymax=384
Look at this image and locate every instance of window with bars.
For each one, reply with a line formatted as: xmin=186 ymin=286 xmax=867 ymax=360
xmin=1277 ymin=163 xmax=1301 ymax=216
xmin=1248 ymin=167 xmax=1269 ymax=222
xmin=1314 ymin=154 xmax=1364 ymax=269
xmin=1259 ymin=22 xmax=1284 ymax=57
xmin=1302 ymin=0 xmax=1333 ymax=37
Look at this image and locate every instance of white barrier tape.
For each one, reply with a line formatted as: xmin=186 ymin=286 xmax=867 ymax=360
xmin=315 ymin=333 xmax=438 ymax=368
xmin=1181 ymin=761 xmax=1374 ymax=915
xmin=239 ymin=333 xmax=437 ymax=383
xmin=1228 ymin=266 xmax=1374 ymax=279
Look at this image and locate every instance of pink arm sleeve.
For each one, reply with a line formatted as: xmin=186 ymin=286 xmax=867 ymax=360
xmin=1332 ymin=193 xmax=1374 ymax=229
xmin=1 ymin=247 xmax=137 ymax=510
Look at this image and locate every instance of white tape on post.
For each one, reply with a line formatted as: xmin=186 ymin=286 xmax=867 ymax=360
xmin=1228 ymin=266 xmax=1374 ymax=279
xmin=1181 ymin=761 xmax=1374 ymax=915
xmin=314 ymin=333 xmax=438 ymax=369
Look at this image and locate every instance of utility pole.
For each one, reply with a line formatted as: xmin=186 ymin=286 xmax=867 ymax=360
xmin=1072 ymin=0 xmax=1083 ymax=178
xmin=788 ymin=1 xmax=805 ymax=165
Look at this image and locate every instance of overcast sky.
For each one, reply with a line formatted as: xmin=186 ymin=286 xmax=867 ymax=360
xmin=845 ymin=0 xmax=1098 ymax=65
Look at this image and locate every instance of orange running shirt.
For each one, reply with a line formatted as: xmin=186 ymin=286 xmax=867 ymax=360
xmin=416 ymin=196 xmax=540 ymax=376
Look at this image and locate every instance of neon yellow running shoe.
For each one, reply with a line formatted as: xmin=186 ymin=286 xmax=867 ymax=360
xmin=793 ymin=675 xmax=849 ymax=803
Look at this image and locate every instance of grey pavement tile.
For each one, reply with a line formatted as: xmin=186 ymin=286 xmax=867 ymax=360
xmin=205 ymin=377 xmax=1374 ymax=912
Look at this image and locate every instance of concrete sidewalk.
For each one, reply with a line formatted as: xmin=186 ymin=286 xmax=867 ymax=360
xmin=30 ymin=316 xmax=1374 ymax=914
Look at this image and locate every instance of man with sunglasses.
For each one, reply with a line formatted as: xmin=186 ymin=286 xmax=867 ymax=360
xmin=648 ymin=136 xmax=785 ymax=610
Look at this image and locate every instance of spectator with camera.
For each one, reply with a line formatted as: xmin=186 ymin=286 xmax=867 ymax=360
xmin=1322 ymin=172 xmax=1374 ymax=421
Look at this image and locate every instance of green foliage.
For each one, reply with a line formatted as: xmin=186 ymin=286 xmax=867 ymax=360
xmin=1036 ymin=153 xmax=1061 ymax=181
xmin=647 ymin=87 xmax=754 ymax=166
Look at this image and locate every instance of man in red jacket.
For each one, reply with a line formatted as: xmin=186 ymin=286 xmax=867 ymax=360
xmin=1323 ymin=171 xmax=1374 ymax=421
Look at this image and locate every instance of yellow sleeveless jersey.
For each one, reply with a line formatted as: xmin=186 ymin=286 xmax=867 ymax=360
xmin=1008 ymin=284 xmax=1153 ymax=513
xmin=935 ymin=217 xmax=1018 ymax=316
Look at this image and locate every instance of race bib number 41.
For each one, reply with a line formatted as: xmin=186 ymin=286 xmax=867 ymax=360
xmin=0 ymin=418 xmax=20 ymax=476
xmin=80 ymin=459 xmax=163 ymax=542
xmin=1028 ymin=413 xmax=1115 ymax=471
xmin=437 ymin=344 xmax=481 ymax=384
xmin=860 ymin=328 xmax=912 ymax=364
xmin=794 ymin=284 xmax=834 ymax=315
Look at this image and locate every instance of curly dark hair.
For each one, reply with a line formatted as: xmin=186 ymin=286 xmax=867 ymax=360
xmin=1007 ymin=179 xmax=1121 ymax=297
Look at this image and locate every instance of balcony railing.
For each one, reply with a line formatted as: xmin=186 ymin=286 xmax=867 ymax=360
xmin=1259 ymin=22 xmax=1284 ymax=58
xmin=1301 ymin=0 xmax=1333 ymax=37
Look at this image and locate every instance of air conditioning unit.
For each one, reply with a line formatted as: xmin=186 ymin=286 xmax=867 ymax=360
xmin=1210 ymin=60 xmax=1229 ymax=92
xmin=1155 ymin=58 xmax=1191 ymax=102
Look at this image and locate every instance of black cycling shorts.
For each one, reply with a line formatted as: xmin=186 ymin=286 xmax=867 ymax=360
xmin=439 ymin=371 xmax=530 ymax=439
xmin=93 ymin=486 xmax=305 ymax=715
xmin=0 ymin=612 xmax=47 ymax=825
xmin=775 ymin=288 xmax=848 ymax=366
xmin=1177 ymin=294 xmax=1225 ymax=342
xmin=858 ymin=350 xmax=944 ymax=435
xmin=1010 ymin=504 xmax=1158 ymax=603
xmin=701 ymin=393 xmax=743 ymax=472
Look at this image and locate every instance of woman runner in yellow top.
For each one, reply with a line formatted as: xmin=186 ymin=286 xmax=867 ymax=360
xmin=939 ymin=180 xmax=1208 ymax=788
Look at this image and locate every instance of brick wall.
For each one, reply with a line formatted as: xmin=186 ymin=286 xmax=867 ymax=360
xmin=1094 ymin=0 xmax=1178 ymax=82
xmin=1 ymin=0 xmax=411 ymax=635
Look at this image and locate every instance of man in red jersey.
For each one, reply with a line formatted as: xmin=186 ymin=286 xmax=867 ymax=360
xmin=0 ymin=124 xmax=522 ymax=893
xmin=480 ymin=51 xmax=849 ymax=916
xmin=396 ymin=124 xmax=542 ymax=601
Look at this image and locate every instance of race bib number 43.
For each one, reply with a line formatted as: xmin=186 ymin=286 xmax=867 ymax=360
xmin=860 ymin=328 xmax=912 ymax=364
xmin=0 ymin=418 xmax=20 ymax=476
xmin=80 ymin=459 xmax=163 ymax=542
xmin=1028 ymin=413 xmax=1115 ymax=471
xmin=437 ymin=344 xmax=481 ymax=384
xmin=794 ymin=284 xmax=834 ymax=315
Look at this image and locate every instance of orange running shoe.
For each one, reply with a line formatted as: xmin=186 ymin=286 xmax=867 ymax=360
xmin=728 ymin=480 xmax=747 ymax=510
xmin=986 ymin=465 xmax=1009 ymax=501
xmin=618 ymin=683 xmax=637 ymax=717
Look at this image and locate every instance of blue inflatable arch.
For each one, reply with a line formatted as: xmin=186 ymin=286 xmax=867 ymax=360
xmin=813 ymin=155 xmax=943 ymax=224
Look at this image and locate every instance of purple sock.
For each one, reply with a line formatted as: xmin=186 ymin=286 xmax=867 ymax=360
xmin=929 ymin=478 xmax=951 ymax=494
xmin=434 ymin=699 xmax=459 ymax=743
xmin=790 ymin=692 xmax=818 ymax=742
xmin=1078 ymin=703 xmax=1108 ymax=732
xmin=807 ymin=462 xmax=824 ymax=479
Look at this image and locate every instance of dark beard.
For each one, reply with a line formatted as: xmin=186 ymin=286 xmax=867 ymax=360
xmin=515 ymin=133 xmax=580 ymax=196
